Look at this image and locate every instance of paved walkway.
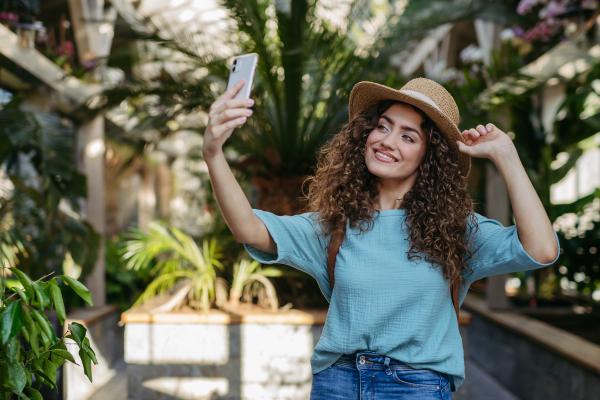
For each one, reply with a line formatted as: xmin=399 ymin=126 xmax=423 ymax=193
xmin=84 ymin=358 xmax=520 ymax=400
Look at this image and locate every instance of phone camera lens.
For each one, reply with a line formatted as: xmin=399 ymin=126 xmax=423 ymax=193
xmin=233 ymin=59 xmax=238 ymax=64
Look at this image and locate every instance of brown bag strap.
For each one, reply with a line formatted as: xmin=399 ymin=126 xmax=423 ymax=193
xmin=327 ymin=227 xmax=460 ymax=321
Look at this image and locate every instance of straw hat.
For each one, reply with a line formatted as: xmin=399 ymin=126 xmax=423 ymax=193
xmin=349 ymin=78 xmax=470 ymax=178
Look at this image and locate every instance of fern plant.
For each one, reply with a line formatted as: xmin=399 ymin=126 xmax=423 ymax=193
xmin=122 ymin=221 xmax=224 ymax=312
xmin=226 ymin=258 xmax=283 ymax=311
xmin=0 ymin=268 xmax=97 ymax=399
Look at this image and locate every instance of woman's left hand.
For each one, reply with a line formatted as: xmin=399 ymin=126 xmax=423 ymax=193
xmin=456 ymin=123 xmax=515 ymax=160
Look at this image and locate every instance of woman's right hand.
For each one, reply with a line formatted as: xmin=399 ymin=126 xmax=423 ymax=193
xmin=202 ymin=79 xmax=254 ymax=160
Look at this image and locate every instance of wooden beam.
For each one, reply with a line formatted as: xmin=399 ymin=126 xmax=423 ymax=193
xmin=0 ymin=24 xmax=100 ymax=109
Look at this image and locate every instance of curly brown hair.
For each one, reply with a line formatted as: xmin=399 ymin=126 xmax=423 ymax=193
xmin=301 ymin=99 xmax=480 ymax=293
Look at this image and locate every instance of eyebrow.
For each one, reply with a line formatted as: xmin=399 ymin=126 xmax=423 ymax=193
xmin=380 ymin=115 xmax=422 ymax=140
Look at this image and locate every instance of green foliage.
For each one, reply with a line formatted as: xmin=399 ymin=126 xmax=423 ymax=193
xmin=90 ymin=0 xmax=511 ymax=177
xmin=447 ymin=37 xmax=600 ymax=299
xmin=105 ymin=234 xmax=153 ymax=312
xmin=227 ymin=258 xmax=284 ymax=311
xmin=554 ymin=212 xmax=600 ymax=299
xmin=122 ymin=221 xmax=225 ymax=311
xmin=0 ymin=268 xmax=97 ymax=398
xmin=0 ymin=109 xmax=100 ymax=281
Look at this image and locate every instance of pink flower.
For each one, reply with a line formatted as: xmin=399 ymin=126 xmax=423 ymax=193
xmin=517 ymin=0 xmax=548 ymax=15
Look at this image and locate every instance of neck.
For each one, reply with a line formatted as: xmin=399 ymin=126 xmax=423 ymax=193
xmin=374 ymin=175 xmax=417 ymax=211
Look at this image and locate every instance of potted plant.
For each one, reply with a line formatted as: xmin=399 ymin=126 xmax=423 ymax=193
xmin=119 ymin=221 xmax=327 ymax=400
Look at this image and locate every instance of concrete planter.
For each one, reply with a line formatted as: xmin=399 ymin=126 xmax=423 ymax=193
xmin=122 ymin=305 xmax=327 ymax=400
xmin=122 ymin=303 xmax=473 ymax=400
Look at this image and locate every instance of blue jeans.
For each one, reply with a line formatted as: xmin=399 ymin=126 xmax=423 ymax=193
xmin=310 ymin=351 xmax=452 ymax=400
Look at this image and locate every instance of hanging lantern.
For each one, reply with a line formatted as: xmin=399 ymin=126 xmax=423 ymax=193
xmin=555 ymin=1 xmax=596 ymax=43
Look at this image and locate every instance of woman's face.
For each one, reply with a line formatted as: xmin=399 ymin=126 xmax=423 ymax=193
xmin=364 ymin=103 xmax=427 ymax=184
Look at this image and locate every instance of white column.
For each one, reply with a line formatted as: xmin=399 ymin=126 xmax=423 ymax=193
xmin=79 ymin=115 xmax=106 ymax=307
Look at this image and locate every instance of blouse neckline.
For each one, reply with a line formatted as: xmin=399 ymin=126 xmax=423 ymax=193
xmin=374 ymin=209 xmax=407 ymax=216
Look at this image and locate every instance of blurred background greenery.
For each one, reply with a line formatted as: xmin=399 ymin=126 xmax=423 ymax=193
xmin=1 ymin=0 xmax=599 ymax=322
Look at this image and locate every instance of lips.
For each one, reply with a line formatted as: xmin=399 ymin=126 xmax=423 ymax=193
xmin=373 ymin=148 xmax=398 ymax=162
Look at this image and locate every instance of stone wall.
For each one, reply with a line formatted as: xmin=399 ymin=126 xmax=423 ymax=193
xmin=463 ymin=295 xmax=600 ymax=400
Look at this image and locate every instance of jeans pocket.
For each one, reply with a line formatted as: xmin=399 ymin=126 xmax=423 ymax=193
xmin=392 ymin=368 xmax=443 ymax=390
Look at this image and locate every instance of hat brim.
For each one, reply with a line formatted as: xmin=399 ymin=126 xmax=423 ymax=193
xmin=349 ymin=81 xmax=470 ymax=178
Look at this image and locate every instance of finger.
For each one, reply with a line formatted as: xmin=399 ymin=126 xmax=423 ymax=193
xmin=476 ymin=125 xmax=486 ymax=135
xmin=213 ymin=80 xmax=246 ymax=109
xmin=461 ymin=130 xmax=473 ymax=146
xmin=456 ymin=140 xmax=473 ymax=156
xmin=486 ymin=123 xmax=495 ymax=132
xmin=212 ymin=107 xmax=253 ymax=127
xmin=469 ymin=128 xmax=480 ymax=140
xmin=210 ymin=97 xmax=254 ymax=120
xmin=213 ymin=116 xmax=248 ymax=136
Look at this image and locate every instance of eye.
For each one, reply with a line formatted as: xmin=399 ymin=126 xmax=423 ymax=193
xmin=378 ymin=124 xmax=388 ymax=132
xmin=403 ymin=134 xmax=414 ymax=142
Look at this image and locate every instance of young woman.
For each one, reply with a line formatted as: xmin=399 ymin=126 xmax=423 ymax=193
xmin=202 ymin=77 xmax=560 ymax=399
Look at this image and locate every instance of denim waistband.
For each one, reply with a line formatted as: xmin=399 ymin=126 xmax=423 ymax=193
xmin=334 ymin=350 xmax=431 ymax=372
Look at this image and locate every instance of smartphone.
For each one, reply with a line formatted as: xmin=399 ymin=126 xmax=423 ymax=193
xmin=226 ymin=53 xmax=259 ymax=99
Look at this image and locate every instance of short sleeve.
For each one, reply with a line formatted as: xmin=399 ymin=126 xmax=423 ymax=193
xmin=243 ymin=209 xmax=331 ymax=297
xmin=460 ymin=212 xmax=560 ymax=296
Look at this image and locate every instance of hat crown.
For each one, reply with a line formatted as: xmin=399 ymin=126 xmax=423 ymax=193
xmin=400 ymin=78 xmax=459 ymax=126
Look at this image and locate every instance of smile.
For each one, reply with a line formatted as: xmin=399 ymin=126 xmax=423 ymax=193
xmin=373 ymin=149 xmax=398 ymax=162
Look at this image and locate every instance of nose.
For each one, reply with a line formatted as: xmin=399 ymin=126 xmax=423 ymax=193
xmin=379 ymin=132 xmax=397 ymax=151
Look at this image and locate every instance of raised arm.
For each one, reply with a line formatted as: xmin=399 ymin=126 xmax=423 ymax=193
xmin=202 ymin=79 xmax=276 ymax=254
xmin=458 ymin=123 xmax=559 ymax=264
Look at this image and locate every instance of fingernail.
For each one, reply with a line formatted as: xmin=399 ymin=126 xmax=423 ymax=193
xmin=245 ymin=109 xmax=253 ymax=116
xmin=456 ymin=141 xmax=460 ymax=146
xmin=247 ymin=99 xmax=255 ymax=105
xmin=487 ymin=126 xmax=492 ymax=132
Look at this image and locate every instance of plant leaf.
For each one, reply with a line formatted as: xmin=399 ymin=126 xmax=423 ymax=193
xmin=11 ymin=287 xmax=30 ymax=305
xmin=67 ymin=322 xmax=87 ymax=349
xmin=32 ymin=282 xmax=51 ymax=311
xmin=26 ymin=387 xmax=44 ymax=400
xmin=33 ymin=369 xmax=55 ymax=389
xmin=9 ymin=268 xmax=34 ymax=300
xmin=22 ymin=311 xmax=39 ymax=357
xmin=83 ymin=337 xmax=98 ymax=364
xmin=48 ymin=282 xmax=66 ymax=325
xmin=51 ymin=349 xmax=76 ymax=364
xmin=31 ymin=310 xmax=57 ymax=345
xmin=79 ymin=348 xmax=93 ymax=382
xmin=42 ymin=359 xmax=57 ymax=388
xmin=59 ymin=275 xmax=93 ymax=306
xmin=7 ymin=359 xmax=27 ymax=393
xmin=1 ymin=299 xmax=23 ymax=345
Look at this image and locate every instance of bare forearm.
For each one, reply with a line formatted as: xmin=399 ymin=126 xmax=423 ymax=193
xmin=491 ymin=145 xmax=558 ymax=263
xmin=204 ymin=150 xmax=274 ymax=251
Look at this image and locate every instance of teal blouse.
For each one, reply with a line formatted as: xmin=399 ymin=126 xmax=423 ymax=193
xmin=243 ymin=208 xmax=560 ymax=392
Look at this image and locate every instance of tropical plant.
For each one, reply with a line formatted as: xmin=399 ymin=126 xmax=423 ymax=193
xmin=87 ymin=0 xmax=514 ymax=215
xmin=225 ymin=258 xmax=283 ymax=311
xmin=0 ymin=268 xmax=97 ymax=399
xmin=121 ymin=221 xmax=224 ymax=312
xmin=448 ymin=31 xmax=600 ymax=299
xmin=0 ymin=103 xmax=100 ymax=281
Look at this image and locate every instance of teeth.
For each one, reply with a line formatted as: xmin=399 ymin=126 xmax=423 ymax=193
xmin=376 ymin=151 xmax=396 ymax=162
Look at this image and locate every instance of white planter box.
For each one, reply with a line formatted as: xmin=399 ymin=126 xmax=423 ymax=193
xmin=122 ymin=307 xmax=327 ymax=400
